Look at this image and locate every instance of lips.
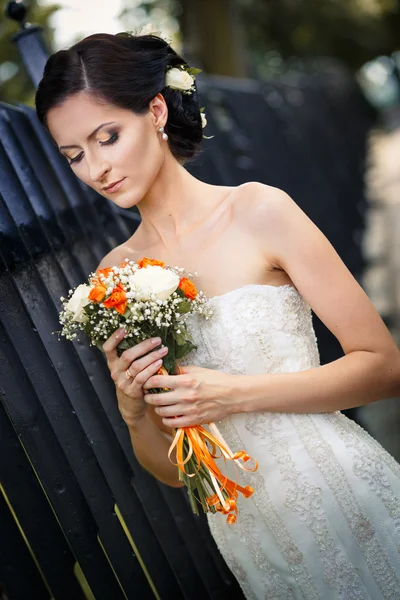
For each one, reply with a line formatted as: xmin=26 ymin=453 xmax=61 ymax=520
xmin=103 ymin=178 xmax=125 ymax=193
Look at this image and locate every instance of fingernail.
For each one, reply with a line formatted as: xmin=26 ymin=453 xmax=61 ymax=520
xmin=152 ymin=337 xmax=162 ymax=345
xmin=158 ymin=346 xmax=168 ymax=355
xmin=155 ymin=359 xmax=162 ymax=366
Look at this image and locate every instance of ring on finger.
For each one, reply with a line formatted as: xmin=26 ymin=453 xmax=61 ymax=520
xmin=125 ymin=367 xmax=134 ymax=380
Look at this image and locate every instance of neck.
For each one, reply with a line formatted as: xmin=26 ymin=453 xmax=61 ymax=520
xmin=136 ymin=152 xmax=215 ymax=246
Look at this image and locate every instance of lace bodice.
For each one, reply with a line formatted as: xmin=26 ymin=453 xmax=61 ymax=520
xmin=181 ymin=284 xmax=320 ymax=375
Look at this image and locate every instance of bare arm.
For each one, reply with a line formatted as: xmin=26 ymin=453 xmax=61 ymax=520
xmin=234 ymin=352 xmax=399 ymax=414
xmin=235 ymin=185 xmax=400 ymax=413
xmin=124 ymin=406 xmax=183 ymax=487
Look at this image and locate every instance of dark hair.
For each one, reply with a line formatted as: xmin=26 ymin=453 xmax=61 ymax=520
xmin=35 ymin=32 xmax=203 ymax=163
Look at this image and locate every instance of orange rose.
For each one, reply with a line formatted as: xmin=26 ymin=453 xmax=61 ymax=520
xmin=179 ymin=277 xmax=198 ymax=300
xmin=88 ymin=284 xmax=107 ymax=303
xmin=103 ymin=284 xmax=127 ymax=315
xmin=137 ymin=257 xmax=165 ymax=269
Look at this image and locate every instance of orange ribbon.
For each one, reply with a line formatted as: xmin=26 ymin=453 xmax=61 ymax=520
xmin=169 ymin=425 xmax=257 ymax=523
xmin=157 ymin=366 xmax=258 ymax=524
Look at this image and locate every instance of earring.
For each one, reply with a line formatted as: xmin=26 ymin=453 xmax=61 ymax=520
xmin=158 ymin=126 xmax=168 ymax=141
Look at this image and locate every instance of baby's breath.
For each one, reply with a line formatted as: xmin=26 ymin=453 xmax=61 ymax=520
xmin=57 ymin=261 xmax=213 ymax=353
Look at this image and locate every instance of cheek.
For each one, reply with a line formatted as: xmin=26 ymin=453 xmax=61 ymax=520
xmin=110 ymin=130 xmax=165 ymax=207
xmin=126 ymin=130 xmax=164 ymax=178
xmin=120 ymin=129 xmax=155 ymax=170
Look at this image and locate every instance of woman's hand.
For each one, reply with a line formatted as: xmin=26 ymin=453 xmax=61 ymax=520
xmin=103 ymin=328 xmax=169 ymax=426
xmin=142 ymin=366 xmax=236 ymax=428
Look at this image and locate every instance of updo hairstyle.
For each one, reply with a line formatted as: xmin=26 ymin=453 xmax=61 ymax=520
xmin=35 ymin=32 xmax=203 ymax=163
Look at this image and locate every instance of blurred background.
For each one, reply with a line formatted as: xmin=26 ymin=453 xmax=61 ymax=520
xmin=2 ymin=0 xmax=400 ymax=105
xmin=1 ymin=0 xmax=400 ymax=459
xmin=1 ymin=3 xmax=400 ymax=598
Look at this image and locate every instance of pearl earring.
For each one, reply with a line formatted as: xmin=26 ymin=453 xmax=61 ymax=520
xmin=158 ymin=126 xmax=168 ymax=141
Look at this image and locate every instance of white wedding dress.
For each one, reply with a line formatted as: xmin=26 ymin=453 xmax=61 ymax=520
xmin=180 ymin=284 xmax=400 ymax=600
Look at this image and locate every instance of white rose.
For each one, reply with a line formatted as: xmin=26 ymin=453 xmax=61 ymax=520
xmin=166 ymin=68 xmax=194 ymax=92
xmin=66 ymin=284 xmax=91 ymax=322
xmin=136 ymin=23 xmax=155 ymax=36
xmin=129 ymin=266 xmax=180 ymax=301
xmin=201 ymin=112 xmax=207 ymax=128
xmin=136 ymin=23 xmax=164 ymax=38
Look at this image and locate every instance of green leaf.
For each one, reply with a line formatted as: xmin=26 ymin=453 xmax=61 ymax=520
xmin=83 ymin=321 xmax=93 ymax=337
xmin=177 ymin=300 xmax=191 ymax=314
xmin=175 ymin=341 xmax=196 ymax=359
xmin=123 ymin=307 xmax=132 ymax=319
xmin=162 ymin=337 xmax=176 ymax=373
xmin=186 ymin=67 xmax=202 ymax=76
xmin=183 ymin=329 xmax=194 ymax=342
xmin=173 ymin=330 xmax=188 ymax=346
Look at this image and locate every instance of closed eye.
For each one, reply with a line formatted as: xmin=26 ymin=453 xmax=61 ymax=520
xmin=100 ymin=131 xmax=119 ymax=146
xmin=66 ymin=131 xmax=119 ymax=166
xmin=69 ymin=152 xmax=83 ymax=165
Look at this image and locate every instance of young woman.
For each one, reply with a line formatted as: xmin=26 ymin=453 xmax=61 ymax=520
xmin=36 ymin=31 xmax=400 ymax=600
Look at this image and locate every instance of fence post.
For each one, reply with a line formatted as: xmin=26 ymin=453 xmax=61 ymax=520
xmin=6 ymin=1 xmax=50 ymax=87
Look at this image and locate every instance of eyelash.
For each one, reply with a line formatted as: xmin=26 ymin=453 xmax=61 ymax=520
xmin=68 ymin=132 xmax=119 ymax=165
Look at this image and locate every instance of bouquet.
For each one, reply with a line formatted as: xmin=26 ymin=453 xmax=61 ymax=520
xmin=58 ymin=257 xmax=257 ymax=523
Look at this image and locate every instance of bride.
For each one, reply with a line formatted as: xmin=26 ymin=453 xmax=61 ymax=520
xmin=36 ymin=31 xmax=400 ymax=599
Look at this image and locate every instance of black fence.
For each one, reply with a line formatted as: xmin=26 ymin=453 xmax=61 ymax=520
xmin=0 ymin=14 xmax=376 ymax=600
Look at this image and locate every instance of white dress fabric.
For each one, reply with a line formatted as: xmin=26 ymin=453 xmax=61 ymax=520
xmin=180 ymin=284 xmax=400 ymax=600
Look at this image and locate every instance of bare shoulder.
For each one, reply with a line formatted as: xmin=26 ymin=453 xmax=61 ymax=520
xmin=232 ymin=182 xmax=300 ymax=254
xmin=232 ymin=182 xmax=294 ymax=227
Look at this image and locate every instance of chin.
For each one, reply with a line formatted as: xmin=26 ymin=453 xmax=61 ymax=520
xmin=110 ymin=191 xmax=143 ymax=210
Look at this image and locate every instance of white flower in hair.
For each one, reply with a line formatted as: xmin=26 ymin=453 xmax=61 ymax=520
xmin=134 ymin=23 xmax=170 ymax=43
xmin=201 ymin=112 xmax=207 ymax=128
xmin=136 ymin=23 xmax=157 ymax=36
xmin=166 ymin=67 xmax=195 ymax=93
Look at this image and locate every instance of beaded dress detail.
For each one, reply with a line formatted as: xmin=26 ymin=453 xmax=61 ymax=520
xmin=180 ymin=285 xmax=400 ymax=600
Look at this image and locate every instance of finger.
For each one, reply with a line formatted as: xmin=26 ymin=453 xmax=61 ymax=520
xmin=162 ymin=415 xmax=200 ymax=429
xmin=103 ymin=328 xmax=127 ymax=362
xmin=130 ymin=358 xmax=164 ymax=388
xmin=154 ymin=403 xmax=189 ymax=418
xmin=143 ymin=373 xmax=190 ymax=391
xmin=126 ymin=345 xmax=168 ymax=379
xmin=143 ymin=391 xmax=180 ymax=406
xmin=120 ymin=337 xmax=162 ymax=368
xmin=116 ymin=356 xmax=163 ymax=394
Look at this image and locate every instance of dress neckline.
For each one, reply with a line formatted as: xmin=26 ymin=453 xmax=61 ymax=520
xmin=208 ymin=283 xmax=297 ymax=302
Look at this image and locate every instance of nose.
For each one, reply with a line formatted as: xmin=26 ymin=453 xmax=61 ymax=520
xmin=88 ymin=160 xmax=111 ymax=183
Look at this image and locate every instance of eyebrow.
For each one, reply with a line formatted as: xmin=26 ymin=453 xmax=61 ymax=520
xmin=59 ymin=121 xmax=117 ymax=151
